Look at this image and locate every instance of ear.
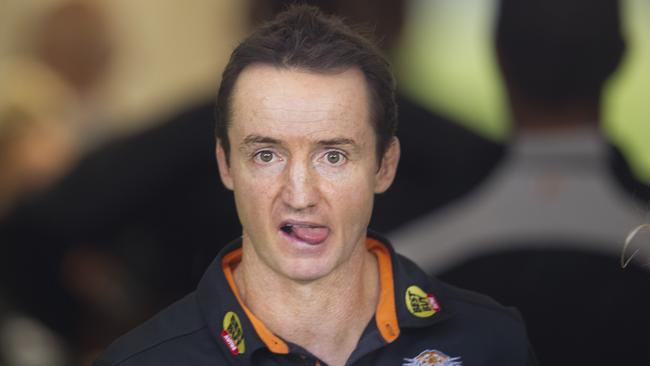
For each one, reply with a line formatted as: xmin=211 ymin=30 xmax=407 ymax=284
xmin=216 ymin=140 xmax=234 ymax=191
xmin=374 ymin=137 xmax=400 ymax=194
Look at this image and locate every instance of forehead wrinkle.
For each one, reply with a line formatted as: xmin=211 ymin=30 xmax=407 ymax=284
xmin=255 ymin=94 xmax=351 ymax=124
xmin=255 ymin=106 xmax=330 ymax=124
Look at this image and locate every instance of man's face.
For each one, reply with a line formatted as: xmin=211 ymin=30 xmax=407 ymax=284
xmin=216 ymin=64 xmax=399 ymax=282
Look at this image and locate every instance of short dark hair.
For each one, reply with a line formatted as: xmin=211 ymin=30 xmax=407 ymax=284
xmin=496 ymin=0 xmax=625 ymax=107
xmin=215 ymin=4 xmax=397 ymax=163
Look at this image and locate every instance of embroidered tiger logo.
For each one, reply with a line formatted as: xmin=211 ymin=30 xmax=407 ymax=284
xmin=403 ymin=349 xmax=462 ymax=366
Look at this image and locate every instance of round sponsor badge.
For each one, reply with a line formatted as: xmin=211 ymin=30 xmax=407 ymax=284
xmin=405 ymin=285 xmax=438 ymax=318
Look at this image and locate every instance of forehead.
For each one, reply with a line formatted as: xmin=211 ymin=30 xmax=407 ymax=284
xmin=229 ymin=64 xmax=372 ymax=141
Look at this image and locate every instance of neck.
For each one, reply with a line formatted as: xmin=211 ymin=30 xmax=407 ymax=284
xmin=232 ymin=240 xmax=379 ymax=366
xmin=508 ymin=93 xmax=600 ymax=134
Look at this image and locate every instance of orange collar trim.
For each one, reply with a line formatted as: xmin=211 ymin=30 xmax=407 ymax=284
xmin=222 ymin=249 xmax=290 ymax=354
xmin=221 ymin=237 xmax=400 ymax=354
xmin=366 ymin=237 xmax=400 ymax=343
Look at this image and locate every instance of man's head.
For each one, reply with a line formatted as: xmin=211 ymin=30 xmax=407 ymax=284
xmin=214 ymin=5 xmax=400 ymax=281
xmin=215 ymin=4 xmax=397 ymax=165
xmin=496 ymin=0 xmax=625 ymax=110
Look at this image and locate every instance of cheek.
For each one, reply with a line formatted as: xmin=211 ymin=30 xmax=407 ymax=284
xmin=321 ymin=169 xmax=375 ymax=222
xmin=232 ymin=159 xmax=284 ymax=192
xmin=231 ymin=164 xmax=283 ymax=223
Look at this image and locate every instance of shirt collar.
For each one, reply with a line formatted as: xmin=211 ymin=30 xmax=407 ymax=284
xmin=196 ymin=238 xmax=266 ymax=364
xmin=374 ymin=231 xmax=454 ymax=329
xmin=196 ymin=232 xmax=452 ymax=362
xmin=510 ymin=127 xmax=608 ymax=169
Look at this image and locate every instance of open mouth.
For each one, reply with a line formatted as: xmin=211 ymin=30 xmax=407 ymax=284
xmin=280 ymin=222 xmax=330 ymax=245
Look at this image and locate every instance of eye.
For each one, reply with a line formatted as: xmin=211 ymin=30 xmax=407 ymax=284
xmin=324 ymin=151 xmax=346 ymax=166
xmin=254 ymin=150 xmax=276 ymax=163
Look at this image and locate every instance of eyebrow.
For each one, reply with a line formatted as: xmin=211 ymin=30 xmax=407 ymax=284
xmin=241 ymin=135 xmax=280 ymax=146
xmin=316 ymin=138 xmax=358 ymax=150
xmin=239 ymin=134 xmax=360 ymax=153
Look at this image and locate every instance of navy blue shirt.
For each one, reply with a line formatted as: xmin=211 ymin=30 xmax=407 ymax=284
xmin=95 ymin=234 xmax=537 ymax=365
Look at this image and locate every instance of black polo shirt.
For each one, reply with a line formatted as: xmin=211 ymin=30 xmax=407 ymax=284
xmin=95 ymin=233 xmax=537 ymax=365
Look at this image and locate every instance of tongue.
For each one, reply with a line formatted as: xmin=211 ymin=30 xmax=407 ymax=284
xmin=291 ymin=225 xmax=329 ymax=245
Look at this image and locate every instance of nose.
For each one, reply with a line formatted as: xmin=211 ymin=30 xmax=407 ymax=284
xmin=282 ymin=159 xmax=320 ymax=211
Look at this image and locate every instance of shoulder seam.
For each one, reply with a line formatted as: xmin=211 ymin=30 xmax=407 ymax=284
xmin=108 ymin=325 xmax=208 ymax=366
xmin=452 ymin=294 xmax=522 ymax=323
xmin=437 ymin=282 xmax=524 ymax=324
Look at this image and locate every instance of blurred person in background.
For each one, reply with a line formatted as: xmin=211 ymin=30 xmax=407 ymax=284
xmin=0 ymin=1 xmax=240 ymax=363
xmin=0 ymin=1 xmax=222 ymax=364
xmin=391 ymin=0 xmax=650 ymax=364
xmin=0 ymin=3 xmax=140 ymax=364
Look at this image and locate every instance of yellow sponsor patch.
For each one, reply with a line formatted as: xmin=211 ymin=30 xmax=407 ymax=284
xmin=221 ymin=311 xmax=245 ymax=355
xmin=405 ymin=285 xmax=439 ymax=318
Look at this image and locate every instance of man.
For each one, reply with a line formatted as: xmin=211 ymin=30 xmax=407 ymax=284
xmin=95 ymin=6 xmax=536 ymax=365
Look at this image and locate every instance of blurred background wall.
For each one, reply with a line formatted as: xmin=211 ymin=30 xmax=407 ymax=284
xmin=605 ymin=0 xmax=650 ymax=182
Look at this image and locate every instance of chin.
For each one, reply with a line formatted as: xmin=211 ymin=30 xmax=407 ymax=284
xmin=279 ymin=258 xmax=336 ymax=282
